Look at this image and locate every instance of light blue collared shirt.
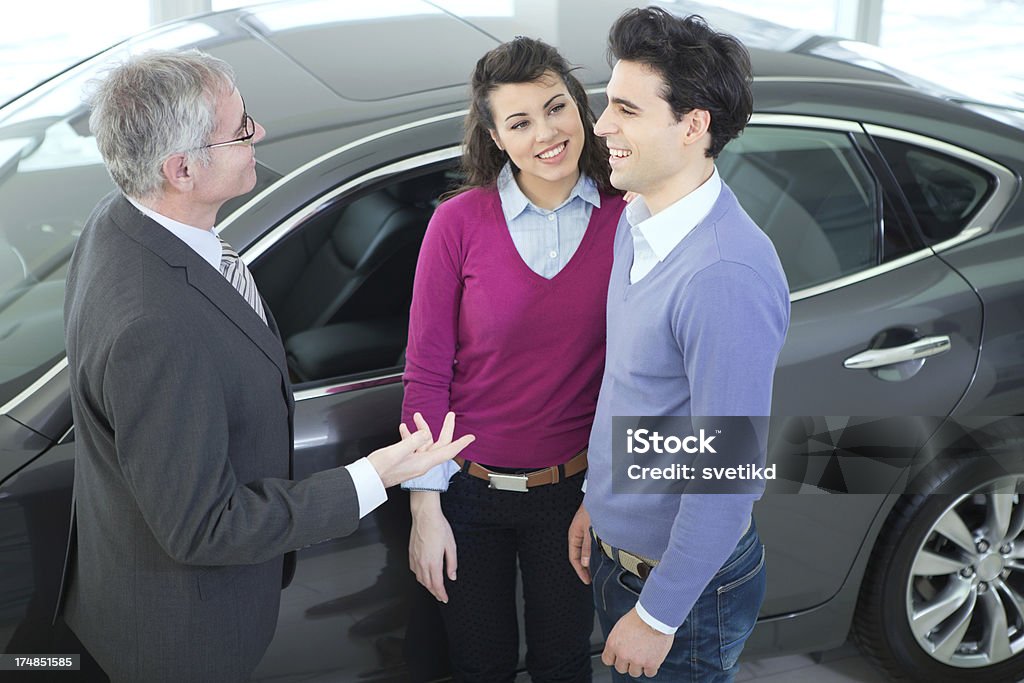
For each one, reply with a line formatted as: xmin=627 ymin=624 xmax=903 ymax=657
xmin=497 ymin=163 xmax=601 ymax=279
xmin=401 ymin=165 xmax=602 ymax=492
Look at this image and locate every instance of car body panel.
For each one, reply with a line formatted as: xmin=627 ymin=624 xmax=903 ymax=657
xmin=243 ymin=0 xmax=497 ymax=101
xmin=0 ymin=430 xmax=73 ymax=655
xmin=940 ymin=222 xmax=1024 ymax=416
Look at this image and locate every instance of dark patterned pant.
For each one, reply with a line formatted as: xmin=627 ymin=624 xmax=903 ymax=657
xmin=439 ymin=468 xmax=593 ymax=683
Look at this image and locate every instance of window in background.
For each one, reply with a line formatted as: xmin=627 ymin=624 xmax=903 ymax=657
xmin=211 ymin=0 xmax=278 ymax=9
xmin=0 ymin=1 xmax=148 ymax=104
xmin=702 ymin=0 xmax=841 ymax=37
xmin=708 ymin=0 xmax=1023 ymax=107
xmin=879 ymin=0 xmax=1024 ymax=107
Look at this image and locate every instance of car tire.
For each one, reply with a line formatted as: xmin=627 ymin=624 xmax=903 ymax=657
xmin=853 ymin=454 xmax=1024 ymax=682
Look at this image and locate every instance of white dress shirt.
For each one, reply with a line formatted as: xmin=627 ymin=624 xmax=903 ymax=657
xmin=627 ymin=167 xmax=722 ymax=284
xmin=127 ymin=196 xmax=387 ymax=519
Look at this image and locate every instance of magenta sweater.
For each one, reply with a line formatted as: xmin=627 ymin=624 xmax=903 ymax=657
xmin=402 ymin=186 xmax=625 ymax=469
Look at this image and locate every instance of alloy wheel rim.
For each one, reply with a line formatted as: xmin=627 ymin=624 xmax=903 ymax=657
xmin=906 ymin=474 xmax=1024 ymax=668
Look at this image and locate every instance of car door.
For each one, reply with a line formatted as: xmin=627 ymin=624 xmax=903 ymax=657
xmin=718 ymin=116 xmax=986 ymax=616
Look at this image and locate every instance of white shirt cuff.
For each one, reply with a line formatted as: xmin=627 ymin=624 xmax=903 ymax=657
xmin=581 ymin=477 xmax=587 ymax=494
xmin=635 ymin=601 xmax=678 ymax=635
xmin=345 ymin=458 xmax=387 ymax=519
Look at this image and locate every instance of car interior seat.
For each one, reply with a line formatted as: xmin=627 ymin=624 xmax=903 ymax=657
xmin=281 ymin=173 xmax=450 ymax=382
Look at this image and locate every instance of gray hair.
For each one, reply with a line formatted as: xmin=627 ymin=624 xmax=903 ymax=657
xmin=85 ymin=49 xmax=236 ymax=199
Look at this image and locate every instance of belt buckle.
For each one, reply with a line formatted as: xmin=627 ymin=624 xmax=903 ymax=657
xmin=487 ymin=472 xmax=529 ymax=492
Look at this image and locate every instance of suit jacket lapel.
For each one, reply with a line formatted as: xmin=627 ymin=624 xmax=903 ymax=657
xmin=109 ymin=196 xmax=291 ymax=388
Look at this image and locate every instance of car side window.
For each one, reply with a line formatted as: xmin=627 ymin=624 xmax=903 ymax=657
xmin=718 ymin=126 xmax=879 ymax=292
xmin=871 ymin=137 xmax=994 ymax=245
xmin=252 ymin=167 xmax=458 ymax=384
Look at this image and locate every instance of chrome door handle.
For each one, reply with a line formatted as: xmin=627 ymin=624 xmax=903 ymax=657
xmin=843 ymin=335 xmax=951 ymax=370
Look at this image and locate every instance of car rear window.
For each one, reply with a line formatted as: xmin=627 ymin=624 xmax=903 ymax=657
xmin=873 ymin=137 xmax=994 ymax=245
xmin=718 ymin=126 xmax=879 ymax=292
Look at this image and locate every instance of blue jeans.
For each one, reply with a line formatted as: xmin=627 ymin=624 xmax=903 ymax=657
xmin=590 ymin=523 xmax=766 ymax=683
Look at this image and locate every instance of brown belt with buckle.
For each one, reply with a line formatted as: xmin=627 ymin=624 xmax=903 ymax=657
xmin=454 ymin=448 xmax=587 ymax=493
xmin=592 ymin=529 xmax=660 ymax=580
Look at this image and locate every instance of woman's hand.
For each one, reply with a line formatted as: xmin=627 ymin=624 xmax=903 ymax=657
xmin=409 ymin=490 xmax=457 ymax=603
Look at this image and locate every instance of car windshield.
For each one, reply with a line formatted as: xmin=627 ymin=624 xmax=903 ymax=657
xmin=0 ymin=21 xmax=262 ymax=410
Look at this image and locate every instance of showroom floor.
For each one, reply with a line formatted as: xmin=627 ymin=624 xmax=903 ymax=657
xmin=258 ymin=541 xmax=890 ymax=682
xmin=584 ymin=641 xmax=882 ymax=682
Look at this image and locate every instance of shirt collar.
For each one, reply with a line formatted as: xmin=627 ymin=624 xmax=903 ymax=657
xmin=496 ymin=162 xmax=601 ymax=222
xmin=127 ymin=196 xmax=222 ymax=271
xmin=626 ymin=166 xmax=722 ymax=261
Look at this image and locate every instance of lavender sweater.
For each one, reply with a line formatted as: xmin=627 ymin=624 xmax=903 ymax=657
xmin=584 ymin=184 xmax=789 ymax=628
xmin=403 ymin=186 xmax=626 ymax=469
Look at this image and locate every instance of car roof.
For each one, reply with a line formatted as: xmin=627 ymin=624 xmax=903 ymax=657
xmin=186 ymin=0 xmax=914 ymax=173
xmin=231 ymin=0 xmax=905 ymax=97
xmin=27 ymin=0 xmax=1003 ymax=179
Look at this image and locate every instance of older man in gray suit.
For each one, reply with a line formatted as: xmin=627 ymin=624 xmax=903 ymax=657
xmin=60 ymin=50 xmax=470 ymax=682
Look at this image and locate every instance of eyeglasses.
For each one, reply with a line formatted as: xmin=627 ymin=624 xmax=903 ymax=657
xmin=202 ymin=112 xmax=256 ymax=150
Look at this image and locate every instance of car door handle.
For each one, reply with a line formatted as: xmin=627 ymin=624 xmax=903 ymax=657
xmin=843 ymin=335 xmax=951 ymax=370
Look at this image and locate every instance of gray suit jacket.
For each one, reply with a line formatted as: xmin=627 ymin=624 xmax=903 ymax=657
xmin=62 ymin=193 xmax=361 ymax=682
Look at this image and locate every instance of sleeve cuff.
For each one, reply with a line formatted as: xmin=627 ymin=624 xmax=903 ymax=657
xmin=401 ymin=459 xmax=459 ymax=492
xmin=345 ymin=458 xmax=388 ymax=519
xmin=635 ymin=601 xmax=678 ymax=635
xmin=581 ymin=477 xmax=587 ymax=494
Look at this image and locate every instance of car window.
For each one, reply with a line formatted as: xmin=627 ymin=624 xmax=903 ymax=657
xmin=718 ymin=126 xmax=879 ymax=292
xmin=872 ymin=137 xmax=994 ymax=245
xmin=253 ymin=166 xmax=460 ymax=384
xmin=0 ymin=110 xmax=112 ymax=408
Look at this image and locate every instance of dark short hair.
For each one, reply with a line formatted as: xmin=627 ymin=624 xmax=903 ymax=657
xmin=608 ymin=7 xmax=753 ymax=158
xmin=458 ymin=37 xmax=615 ymax=195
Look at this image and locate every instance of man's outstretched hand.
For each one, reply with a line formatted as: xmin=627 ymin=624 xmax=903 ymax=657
xmin=367 ymin=412 xmax=473 ymax=488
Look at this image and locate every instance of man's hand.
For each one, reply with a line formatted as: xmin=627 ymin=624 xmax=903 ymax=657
xmin=409 ymin=491 xmax=457 ymax=603
xmin=367 ymin=412 xmax=473 ymax=488
xmin=601 ymin=608 xmax=674 ymax=678
xmin=568 ymin=504 xmax=592 ymax=584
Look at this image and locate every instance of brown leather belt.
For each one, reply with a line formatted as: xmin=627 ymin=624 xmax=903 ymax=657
xmin=455 ymin=449 xmax=587 ymax=493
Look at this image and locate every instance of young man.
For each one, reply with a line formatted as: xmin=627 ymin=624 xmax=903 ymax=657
xmin=568 ymin=8 xmax=790 ymax=682
xmin=61 ymin=50 xmax=471 ymax=681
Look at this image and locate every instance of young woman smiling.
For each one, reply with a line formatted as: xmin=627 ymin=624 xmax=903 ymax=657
xmin=400 ymin=38 xmax=625 ymax=682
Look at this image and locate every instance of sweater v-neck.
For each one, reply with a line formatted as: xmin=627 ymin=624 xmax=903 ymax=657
xmin=488 ymin=189 xmax=604 ymax=286
xmin=620 ymin=186 xmax=735 ymax=300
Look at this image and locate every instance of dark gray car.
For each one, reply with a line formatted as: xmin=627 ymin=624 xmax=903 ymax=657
xmin=1 ymin=1 xmax=1023 ymax=681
